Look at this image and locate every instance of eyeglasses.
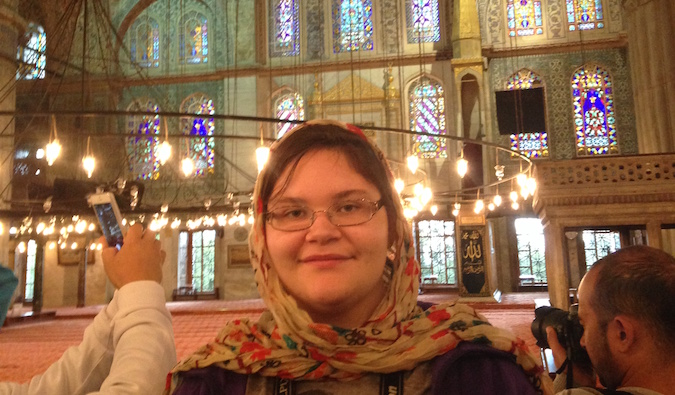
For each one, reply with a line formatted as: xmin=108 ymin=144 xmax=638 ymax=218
xmin=265 ymin=198 xmax=383 ymax=231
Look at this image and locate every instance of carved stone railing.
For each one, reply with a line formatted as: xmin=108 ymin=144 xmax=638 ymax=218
xmin=533 ymin=153 xmax=675 ymax=208
xmin=532 ymin=153 xmax=675 ymax=309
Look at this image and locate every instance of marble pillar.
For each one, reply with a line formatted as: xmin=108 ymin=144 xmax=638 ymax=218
xmin=623 ymin=0 xmax=675 ymax=153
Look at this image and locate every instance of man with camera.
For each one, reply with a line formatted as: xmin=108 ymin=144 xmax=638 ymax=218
xmin=545 ymin=245 xmax=675 ymax=395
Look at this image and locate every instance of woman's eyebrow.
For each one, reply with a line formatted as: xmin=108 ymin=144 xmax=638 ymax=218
xmin=333 ymin=189 xmax=371 ymax=199
xmin=268 ymin=197 xmax=306 ymax=207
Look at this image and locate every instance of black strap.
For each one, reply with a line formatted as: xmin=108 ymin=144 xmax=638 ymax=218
xmin=380 ymin=371 xmax=404 ymax=395
xmin=273 ymin=378 xmax=294 ymax=395
xmin=555 ymin=358 xmax=569 ymax=375
xmin=274 ymin=371 xmax=404 ymax=395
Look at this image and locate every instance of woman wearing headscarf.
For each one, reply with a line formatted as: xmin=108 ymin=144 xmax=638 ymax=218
xmin=168 ymin=120 xmax=553 ymax=395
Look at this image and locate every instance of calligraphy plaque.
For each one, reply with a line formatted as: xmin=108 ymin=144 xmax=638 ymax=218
xmin=458 ymin=226 xmax=490 ymax=297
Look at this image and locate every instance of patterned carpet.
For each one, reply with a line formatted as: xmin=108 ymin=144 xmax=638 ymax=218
xmin=0 ymin=292 xmax=548 ymax=384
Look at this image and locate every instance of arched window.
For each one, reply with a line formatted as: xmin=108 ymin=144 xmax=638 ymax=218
xmin=566 ymin=0 xmax=604 ymax=31
xmin=409 ymin=77 xmax=447 ymax=158
xmin=180 ymin=94 xmax=215 ymax=176
xmin=16 ymin=23 xmax=46 ymax=80
xmin=332 ymin=0 xmax=374 ymax=53
xmin=269 ymin=0 xmax=299 ymax=57
xmin=506 ymin=69 xmax=549 ymax=158
xmin=571 ymin=65 xmax=618 ymax=156
xmin=127 ymin=99 xmax=161 ymax=180
xmin=507 ymin=0 xmax=543 ymax=37
xmin=406 ymin=0 xmax=440 ymax=43
xmin=179 ymin=11 xmax=208 ymax=64
xmin=274 ymin=91 xmax=304 ymax=139
xmin=129 ymin=16 xmax=160 ymax=68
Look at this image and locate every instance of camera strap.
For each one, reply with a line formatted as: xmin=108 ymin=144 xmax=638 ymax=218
xmin=273 ymin=372 xmax=404 ymax=395
xmin=555 ymin=358 xmax=569 ymax=375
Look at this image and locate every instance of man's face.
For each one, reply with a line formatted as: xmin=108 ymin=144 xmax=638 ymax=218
xmin=577 ymin=270 xmax=623 ymax=389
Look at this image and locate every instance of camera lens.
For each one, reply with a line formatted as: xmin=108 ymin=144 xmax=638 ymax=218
xmin=531 ymin=306 xmax=569 ymax=349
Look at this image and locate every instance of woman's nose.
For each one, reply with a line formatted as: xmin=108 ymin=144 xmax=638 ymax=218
xmin=305 ymin=211 xmax=340 ymax=242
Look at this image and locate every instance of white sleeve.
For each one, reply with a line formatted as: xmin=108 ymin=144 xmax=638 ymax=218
xmin=0 ymin=281 xmax=176 ymax=395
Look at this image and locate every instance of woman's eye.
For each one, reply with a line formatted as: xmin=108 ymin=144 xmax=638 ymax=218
xmin=281 ymin=208 xmax=307 ymax=219
xmin=337 ymin=201 xmax=363 ymax=213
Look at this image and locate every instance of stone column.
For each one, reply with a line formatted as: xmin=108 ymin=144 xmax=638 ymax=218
xmin=623 ymin=0 xmax=675 ymax=153
xmin=542 ymin=219 xmax=570 ymax=309
xmin=0 ymin=0 xmax=25 ymax=267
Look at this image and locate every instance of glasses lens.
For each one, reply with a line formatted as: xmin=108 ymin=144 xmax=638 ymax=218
xmin=330 ymin=199 xmax=377 ymax=226
xmin=268 ymin=207 xmax=312 ymax=231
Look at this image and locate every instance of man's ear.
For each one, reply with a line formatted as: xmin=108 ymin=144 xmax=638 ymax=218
xmin=608 ymin=315 xmax=636 ymax=353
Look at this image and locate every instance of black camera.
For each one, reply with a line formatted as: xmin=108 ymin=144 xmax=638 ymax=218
xmin=531 ymin=305 xmax=591 ymax=368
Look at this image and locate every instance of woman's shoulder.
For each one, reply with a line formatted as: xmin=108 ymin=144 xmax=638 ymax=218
xmin=431 ymin=341 xmax=540 ymax=395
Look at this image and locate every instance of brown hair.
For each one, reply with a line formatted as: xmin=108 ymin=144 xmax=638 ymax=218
xmin=258 ymin=123 xmax=398 ymax=244
xmin=589 ymin=245 xmax=675 ymax=355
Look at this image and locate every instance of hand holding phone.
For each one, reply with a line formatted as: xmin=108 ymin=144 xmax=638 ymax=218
xmin=88 ymin=192 xmax=125 ymax=249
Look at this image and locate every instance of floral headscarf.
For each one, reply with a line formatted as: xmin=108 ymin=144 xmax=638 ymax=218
xmin=169 ymin=120 xmax=553 ymax=394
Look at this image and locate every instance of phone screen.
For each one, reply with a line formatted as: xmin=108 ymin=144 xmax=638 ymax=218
xmin=94 ymin=203 xmax=124 ymax=249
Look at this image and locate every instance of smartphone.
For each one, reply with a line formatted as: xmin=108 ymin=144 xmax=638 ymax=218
xmin=88 ymin=192 xmax=125 ymax=249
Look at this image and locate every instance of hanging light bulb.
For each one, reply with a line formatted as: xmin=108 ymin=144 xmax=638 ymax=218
xmin=421 ymin=187 xmax=433 ymax=205
xmin=511 ymin=201 xmax=520 ymax=210
xmin=181 ymin=157 xmax=194 ymax=177
xmin=407 ymin=154 xmax=418 ymax=174
xmin=46 ymin=139 xmax=61 ymax=166
xmin=82 ymin=155 xmax=95 ymax=178
xmin=48 ymin=242 xmax=56 ymax=250
xmin=517 ymin=173 xmax=527 ymax=186
xmin=71 ymin=242 xmax=78 ymax=250
xmin=457 ymin=157 xmax=468 ymax=178
xmin=488 ymin=202 xmax=495 ymax=211
xmin=157 ymin=141 xmax=172 ymax=165
xmin=430 ymin=205 xmax=438 ymax=216
xmin=17 ymin=242 xmax=26 ymax=254
xmin=81 ymin=136 xmax=95 ymax=178
xmin=510 ymin=190 xmax=519 ymax=202
xmin=256 ymin=146 xmax=270 ymax=173
xmin=170 ymin=218 xmax=181 ymax=229
xmin=394 ymin=178 xmax=405 ymax=194
xmin=216 ymin=214 xmax=227 ymax=226
xmin=493 ymin=194 xmax=502 ymax=207
xmin=526 ymin=177 xmax=537 ymax=195
xmin=474 ymin=199 xmax=484 ymax=213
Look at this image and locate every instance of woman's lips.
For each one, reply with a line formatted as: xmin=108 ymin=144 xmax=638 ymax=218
xmin=300 ymin=254 xmax=352 ymax=266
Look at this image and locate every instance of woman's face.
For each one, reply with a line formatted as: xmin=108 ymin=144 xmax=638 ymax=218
xmin=265 ymin=149 xmax=390 ymax=328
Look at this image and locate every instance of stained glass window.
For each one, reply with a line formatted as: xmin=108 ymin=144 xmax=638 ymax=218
xmin=416 ymin=220 xmax=456 ymax=286
xmin=178 ymin=230 xmax=216 ymax=292
xmin=181 ymin=94 xmax=215 ymax=176
xmin=409 ymin=78 xmax=447 ymax=158
xmin=506 ymin=69 xmax=549 ymax=158
xmin=270 ymin=0 xmax=299 ymax=57
xmin=180 ymin=12 xmax=208 ymax=64
xmin=566 ymin=0 xmax=604 ymax=31
xmin=16 ymin=23 xmax=46 ymax=80
xmin=130 ymin=17 xmax=160 ymax=68
xmin=332 ymin=0 xmax=374 ymax=53
xmin=507 ymin=0 xmax=543 ymax=37
xmin=127 ymin=100 xmax=161 ymax=180
xmin=274 ymin=92 xmax=304 ymax=138
xmin=582 ymin=229 xmax=620 ymax=272
xmin=515 ymin=218 xmax=547 ymax=285
xmin=406 ymin=0 xmax=440 ymax=43
xmin=572 ymin=65 xmax=618 ymax=156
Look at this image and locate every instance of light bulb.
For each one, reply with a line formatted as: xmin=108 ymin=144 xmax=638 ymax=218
xmin=474 ymin=199 xmax=484 ymax=213
xmin=457 ymin=157 xmax=468 ymax=178
xmin=413 ymin=183 xmax=424 ymax=197
xmin=256 ymin=146 xmax=270 ymax=173
xmin=157 ymin=141 xmax=172 ymax=165
xmin=71 ymin=242 xmax=78 ymax=250
xmin=217 ymin=214 xmax=227 ymax=226
xmin=517 ymin=173 xmax=527 ymax=186
xmin=82 ymin=155 xmax=95 ymax=178
xmin=36 ymin=222 xmax=45 ymax=234
xmin=510 ymin=191 xmax=519 ymax=202
xmin=421 ymin=187 xmax=432 ymax=205
xmin=46 ymin=139 xmax=61 ymax=166
xmin=394 ymin=178 xmax=405 ymax=194
xmin=511 ymin=201 xmax=520 ymax=210
xmin=527 ymin=177 xmax=537 ymax=194
xmin=454 ymin=202 xmax=461 ymax=210
xmin=407 ymin=154 xmax=419 ymax=174
xmin=493 ymin=195 xmax=502 ymax=207
xmin=17 ymin=242 xmax=26 ymax=254
xmin=488 ymin=202 xmax=495 ymax=211
xmin=75 ymin=220 xmax=87 ymax=234
xmin=181 ymin=158 xmax=194 ymax=177
xmin=430 ymin=205 xmax=438 ymax=216
xmin=48 ymin=242 xmax=56 ymax=249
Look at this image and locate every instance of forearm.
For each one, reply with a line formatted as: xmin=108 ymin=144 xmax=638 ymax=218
xmin=0 ymin=281 xmax=176 ymax=395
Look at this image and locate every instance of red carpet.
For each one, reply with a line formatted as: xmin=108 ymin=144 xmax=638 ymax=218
xmin=0 ymin=292 xmax=547 ymax=384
